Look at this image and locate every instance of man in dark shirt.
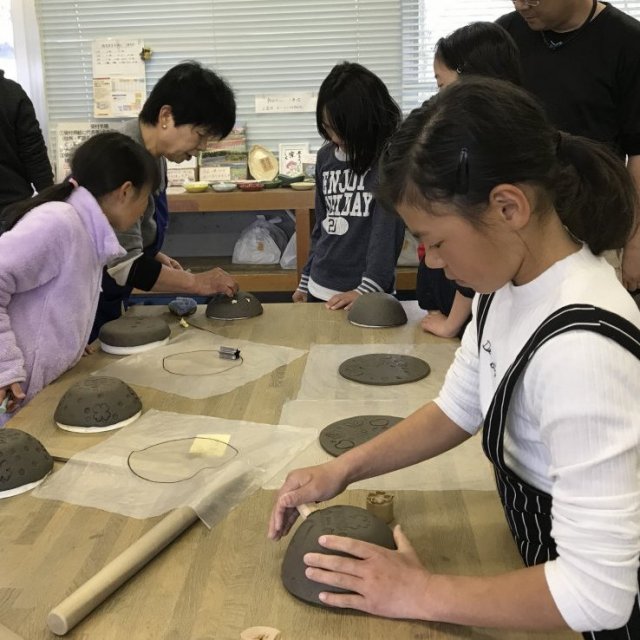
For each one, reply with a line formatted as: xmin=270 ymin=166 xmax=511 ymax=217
xmin=0 ymin=70 xmax=53 ymax=213
xmin=497 ymin=1 xmax=640 ymax=291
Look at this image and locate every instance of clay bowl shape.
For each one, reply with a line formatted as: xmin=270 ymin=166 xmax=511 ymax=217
xmin=211 ymin=182 xmax=237 ymax=192
xmin=262 ymin=179 xmax=282 ymax=189
xmin=281 ymin=505 xmax=396 ymax=607
xmin=183 ymin=181 xmax=209 ymax=193
xmin=347 ymin=292 xmax=407 ymax=328
xmin=289 ymin=181 xmax=314 ymax=191
xmin=236 ymin=180 xmax=264 ymax=192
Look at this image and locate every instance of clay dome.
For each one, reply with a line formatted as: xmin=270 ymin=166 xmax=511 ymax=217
xmin=54 ymin=376 xmax=142 ymax=432
xmin=0 ymin=429 xmax=53 ymax=498
xmin=205 ymin=291 xmax=263 ymax=320
xmin=347 ymin=292 xmax=407 ymax=328
xmin=99 ymin=316 xmax=171 ymax=355
xmin=281 ymin=505 xmax=395 ymax=606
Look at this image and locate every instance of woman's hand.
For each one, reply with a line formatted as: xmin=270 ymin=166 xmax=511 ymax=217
xmin=268 ymin=461 xmax=349 ymax=540
xmin=304 ymin=525 xmax=432 ymax=620
xmin=155 ymin=251 xmax=183 ymax=270
xmin=193 ymin=267 xmax=239 ymax=297
xmin=0 ymin=383 xmax=26 ymax=414
xmin=326 ymin=290 xmax=360 ymax=310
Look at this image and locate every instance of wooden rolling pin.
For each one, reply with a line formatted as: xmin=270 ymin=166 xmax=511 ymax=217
xmin=47 ymin=505 xmax=198 ymax=635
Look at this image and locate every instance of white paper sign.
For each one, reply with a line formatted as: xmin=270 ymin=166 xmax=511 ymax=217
xmin=92 ymin=38 xmax=146 ymax=118
xmin=55 ymin=121 xmax=112 ymax=180
xmin=255 ymin=92 xmax=317 ymax=114
xmin=199 ymin=166 xmax=232 ymax=182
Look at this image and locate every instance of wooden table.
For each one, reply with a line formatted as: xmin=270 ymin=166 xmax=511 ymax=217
xmin=0 ymin=304 xmax=578 ymax=639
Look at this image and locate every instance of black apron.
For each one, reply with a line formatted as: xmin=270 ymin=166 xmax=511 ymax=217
xmin=476 ymin=293 xmax=640 ymax=639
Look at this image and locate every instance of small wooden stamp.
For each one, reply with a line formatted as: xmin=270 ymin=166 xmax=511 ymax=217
xmin=366 ymin=491 xmax=394 ymax=524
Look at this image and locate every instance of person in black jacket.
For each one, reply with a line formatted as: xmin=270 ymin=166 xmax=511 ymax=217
xmin=0 ymin=70 xmax=53 ymax=215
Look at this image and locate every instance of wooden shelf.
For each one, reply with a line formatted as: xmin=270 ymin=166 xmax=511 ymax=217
xmin=176 ymin=256 xmax=298 ymax=292
xmin=165 ymin=188 xmax=416 ymax=294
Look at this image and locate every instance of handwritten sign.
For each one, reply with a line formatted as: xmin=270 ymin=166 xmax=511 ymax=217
xmin=255 ymin=92 xmax=317 ymax=114
xmin=55 ymin=121 xmax=112 ymax=180
xmin=92 ymin=38 xmax=146 ymax=118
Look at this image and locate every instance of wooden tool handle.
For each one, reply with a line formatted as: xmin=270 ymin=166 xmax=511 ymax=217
xmin=296 ymin=503 xmax=315 ymax=520
xmin=47 ymin=506 xmax=198 ymax=636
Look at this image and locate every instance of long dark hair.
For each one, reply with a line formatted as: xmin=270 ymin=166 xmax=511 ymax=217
xmin=140 ymin=61 xmax=236 ymax=139
xmin=316 ymin=62 xmax=402 ymax=175
xmin=379 ymin=76 xmax=636 ymax=254
xmin=435 ymin=22 xmax=522 ymax=86
xmin=1 ymin=131 xmax=158 ymax=233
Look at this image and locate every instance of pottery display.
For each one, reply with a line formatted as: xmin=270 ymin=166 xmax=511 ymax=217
xmin=289 ymin=182 xmax=314 ymax=191
xmin=183 ymin=181 xmax=209 ymax=193
xmin=205 ymin=291 xmax=263 ymax=320
xmin=54 ymin=376 xmax=142 ymax=432
xmin=248 ymin=145 xmax=279 ymax=181
xmin=338 ymin=353 xmax=430 ymax=386
xmin=99 ymin=316 xmax=171 ymax=355
xmin=347 ymin=292 xmax=407 ymax=328
xmin=211 ymin=182 xmax=237 ymax=192
xmin=236 ymin=180 xmax=264 ymax=192
xmin=281 ymin=505 xmax=395 ymax=606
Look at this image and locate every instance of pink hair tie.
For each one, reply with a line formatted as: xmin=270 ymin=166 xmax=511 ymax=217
xmin=68 ymin=177 xmax=79 ymax=189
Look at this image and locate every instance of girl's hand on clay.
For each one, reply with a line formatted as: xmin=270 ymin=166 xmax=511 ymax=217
xmin=268 ymin=461 xmax=348 ymax=541
xmin=304 ymin=525 xmax=432 ymax=620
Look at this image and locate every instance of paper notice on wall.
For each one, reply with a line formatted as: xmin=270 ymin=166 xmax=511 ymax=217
xmin=255 ymin=92 xmax=317 ymax=114
xmin=55 ymin=121 xmax=112 ymax=180
xmin=92 ymin=38 xmax=146 ymax=118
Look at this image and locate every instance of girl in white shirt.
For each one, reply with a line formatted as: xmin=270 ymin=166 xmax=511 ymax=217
xmin=268 ymin=77 xmax=640 ymax=638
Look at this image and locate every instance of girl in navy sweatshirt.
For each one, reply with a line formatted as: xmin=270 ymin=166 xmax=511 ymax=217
xmin=293 ymin=62 xmax=405 ymax=310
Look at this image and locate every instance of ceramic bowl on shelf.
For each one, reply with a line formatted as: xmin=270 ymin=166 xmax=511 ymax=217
xmin=289 ymin=181 xmax=315 ymax=191
xmin=236 ymin=180 xmax=265 ymax=192
xmin=211 ymin=182 xmax=237 ymax=192
xmin=262 ymin=179 xmax=282 ymax=189
xmin=248 ymin=145 xmax=279 ymax=181
xmin=183 ymin=181 xmax=209 ymax=193
xmin=278 ymin=174 xmax=305 ymax=187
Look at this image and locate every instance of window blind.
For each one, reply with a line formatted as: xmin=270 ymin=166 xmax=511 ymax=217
xmin=34 ymin=0 xmax=402 ymax=152
xmin=31 ymin=0 xmax=640 ymax=151
xmin=403 ymin=0 xmax=640 ymax=109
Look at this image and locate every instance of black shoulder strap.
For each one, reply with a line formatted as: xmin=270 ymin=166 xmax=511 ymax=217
xmin=476 ymin=293 xmax=495 ymax=351
xmin=482 ymin=303 xmax=640 ymax=472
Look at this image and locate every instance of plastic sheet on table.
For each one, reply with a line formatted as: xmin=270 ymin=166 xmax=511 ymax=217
xmin=92 ymin=330 xmax=306 ymax=399
xmin=295 ymin=342 xmax=459 ymax=402
xmin=33 ymin=409 xmax=318 ymax=527
xmin=261 ymin=398 xmax=494 ymax=492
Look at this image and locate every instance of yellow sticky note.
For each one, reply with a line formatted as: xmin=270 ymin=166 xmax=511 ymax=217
xmin=189 ymin=434 xmax=231 ymax=457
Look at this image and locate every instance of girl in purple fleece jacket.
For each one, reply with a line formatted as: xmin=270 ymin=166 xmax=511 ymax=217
xmin=0 ymin=132 xmax=157 ymax=425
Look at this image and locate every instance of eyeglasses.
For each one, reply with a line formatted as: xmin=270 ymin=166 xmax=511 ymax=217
xmin=511 ymin=0 xmax=541 ymax=7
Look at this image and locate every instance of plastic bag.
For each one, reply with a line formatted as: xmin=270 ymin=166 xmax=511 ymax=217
xmin=280 ymin=232 xmax=297 ymax=269
xmin=396 ymin=228 xmax=420 ymax=266
xmin=232 ymin=215 xmax=288 ymax=265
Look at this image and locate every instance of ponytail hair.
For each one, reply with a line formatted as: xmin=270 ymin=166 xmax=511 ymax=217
xmin=435 ymin=21 xmax=522 ymax=86
xmin=378 ymin=76 xmax=636 ymax=254
xmin=1 ymin=131 xmax=158 ymax=234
